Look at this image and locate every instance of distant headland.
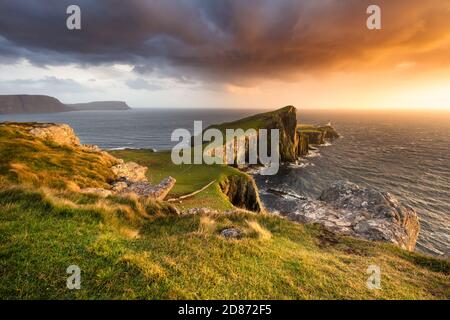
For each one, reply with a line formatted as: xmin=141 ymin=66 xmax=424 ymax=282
xmin=0 ymin=94 xmax=131 ymax=114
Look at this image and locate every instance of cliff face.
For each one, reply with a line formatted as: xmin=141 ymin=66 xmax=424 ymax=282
xmin=0 ymin=95 xmax=69 ymax=114
xmin=205 ymin=106 xmax=339 ymax=164
xmin=319 ymin=125 xmax=340 ymax=139
xmin=220 ymin=175 xmax=263 ymax=212
xmin=297 ymin=124 xmax=340 ymax=147
xmin=265 ymin=106 xmax=299 ymax=162
xmin=26 ymin=123 xmax=81 ymax=146
xmin=66 ymin=101 xmax=131 ymax=111
xmin=0 ymin=95 xmax=131 ymax=114
xmin=296 ymin=133 xmax=309 ymax=157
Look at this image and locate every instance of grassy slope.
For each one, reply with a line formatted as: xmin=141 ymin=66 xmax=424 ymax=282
xmin=0 ymin=123 xmax=117 ymax=189
xmin=205 ymin=106 xmax=294 ymax=133
xmin=0 ymin=123 xmax=449 ymax=299
xmin=1 ymin=186 xmax=448 ymax=299
xmin=111 ymin=149 xmax=249 ymax=211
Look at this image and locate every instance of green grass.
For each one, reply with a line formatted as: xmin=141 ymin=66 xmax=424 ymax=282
xmin=1 ymin=121 xmax=449 ymax=300
xmin=205 ymin=106 xmax=295 ymax=133
xmin=110 ymin=149 xmax=250 ymax=211
xmin=0 ymin=123 xmax=118 ymax=189
xmin=0 ymin=186 xmax=448 ymax=299
xmin=205 ymin=114 xmax=265 ymax=133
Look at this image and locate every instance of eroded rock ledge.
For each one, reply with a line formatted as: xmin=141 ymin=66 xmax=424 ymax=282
xmin=220 ymin=175 xmax=263 ymax=212
xmin=282 ymin=181 xmax=420 ymax=251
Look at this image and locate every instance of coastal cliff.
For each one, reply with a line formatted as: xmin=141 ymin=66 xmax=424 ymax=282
xmin=0 ymin=120 xmax=448 ymax=300
xmin=1 ymin=116 xmax=420 ymax=250
xmin=0 ymin=95 xmax=131 ymax=114
xmin=220 ymin=175 xmax=263 ymax=212
xmin=205 ymin=106 xmax=339 ymax=163
xmin=0 ymin=95 xmax=70 ymax=114
xmin=0 ymin=122 xmax=262 ymax=213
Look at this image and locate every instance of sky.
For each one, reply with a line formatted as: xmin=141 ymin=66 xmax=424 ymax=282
xmin=0 ymin=0 xmax=449 ymax=110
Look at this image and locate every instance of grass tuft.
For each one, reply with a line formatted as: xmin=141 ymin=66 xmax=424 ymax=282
xmin=246 ymin=219 xmax=272 ymax=240
xmin=198 ymin=216 xmax=217 ymax=235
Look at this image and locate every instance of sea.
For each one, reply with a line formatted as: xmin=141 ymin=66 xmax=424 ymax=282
xmin=1 ymin=108 xmax=449 ymax=257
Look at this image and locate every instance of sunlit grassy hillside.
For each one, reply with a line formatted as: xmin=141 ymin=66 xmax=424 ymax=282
xmin=0 ymin=122 xmax=448 ymax=299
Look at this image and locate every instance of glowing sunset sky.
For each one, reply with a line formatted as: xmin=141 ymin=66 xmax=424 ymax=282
xmin=0 ymin=0 xmax=449 ymax=109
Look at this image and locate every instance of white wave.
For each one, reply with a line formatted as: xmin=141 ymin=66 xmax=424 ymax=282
xmin=306 ymin=150 xmax=321 ymax=158
xmin=289 ymin=161 xmax=314 ymax=169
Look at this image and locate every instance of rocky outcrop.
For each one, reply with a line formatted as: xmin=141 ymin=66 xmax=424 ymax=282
xmin=114 ymin=177 xmax=176 ymax=200
xmin=0 ymin=95 xmax=70 ymax=114
xmin=111 ymin=161 xmax=148 ymax=182
xmin=297 ymin=124 xmax=339 ymax=148
xmin=27 ymin=123 xmax=81 ymax=146
xmin=110 ymin=159 xmax=176 ymax=200
xmin=298 ymin=130 xmax=324 ymax=145
xmin=318 ymin=125 xmax=340 ymax=139
xmin=3 ymin=121 xmax=176 ymax=201
xmin=220 ymin=175 xmax=263 ymax=212
xmin=220 ymin=228 xmax=243 ymax=239
xmin=296 ymin=133 xmax=309 ymax=157
xmin=284 ymin=181 xmax=420 ymax=251
xmin=18 ymin=123 xmax=119 ymax=162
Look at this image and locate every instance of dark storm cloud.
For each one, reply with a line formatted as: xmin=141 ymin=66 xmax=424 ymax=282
xmin=0 ymin=76 xmax=87 ymax=94
xmin=0 ymin=0 xmax=449 ymax=83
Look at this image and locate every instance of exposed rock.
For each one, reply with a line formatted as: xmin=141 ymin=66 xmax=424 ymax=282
xmin=111 ymin=161 xmax=148 ymax=182
xmin=284 ymin=181 xmax=420 ymax=251
xmin=81 ymin=144 xmax=102 ymax=152
xmin=318 ymin=125 xmax=340 ymax=139
xmin=117 ymin=176 xmax=176 ymax=200
xmin=111 ymin=181 xmax=128 ymax=192
xmin=296 ymin=132 xmax=309 ymax=157
xmin=81 ymin=188 xmax=112 ymax=197
xmin=27 ymin=123 xmax=81 ymax=146
xmin=183 ymin=207 xmax=219 ymax=215
xmin=147 ymin=177 xmax=176 ymax=200
xmin=220 ymin=175 xmax=263 ymax=212
xmin=220 ymin=228 xmax=242 ymax=239
xmin=299 ymin=130 xmax=325 ymax=145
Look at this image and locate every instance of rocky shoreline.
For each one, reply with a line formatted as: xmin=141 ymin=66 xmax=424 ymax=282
xmin=275 ymin=181 xmax=420 ymax=251
xmin=215 ymin=106 xmax=420 ymax=251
